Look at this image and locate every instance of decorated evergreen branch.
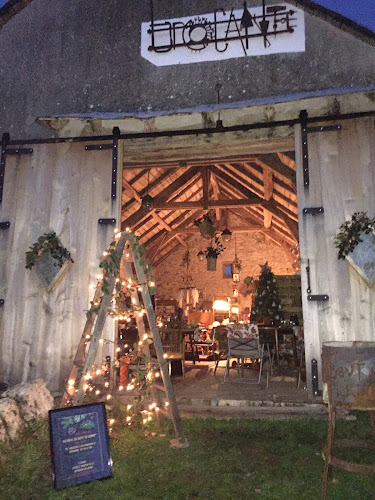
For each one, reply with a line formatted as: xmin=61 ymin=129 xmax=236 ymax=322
xmin=25 ymin=231 xmax=73 ymax=270
xmin=86 ymin=230 xmax=157 ymax=319
xmin=204 ymin=236 xmax=225 ymax=258
xmin=334 ymin=212 xmax=375 ymax=260
xmin=251 ymin=262 xmax=283 ymax=325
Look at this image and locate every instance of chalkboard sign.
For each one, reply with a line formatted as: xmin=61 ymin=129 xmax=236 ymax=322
xmin=49 ymin=403 xmax=113 ymax=490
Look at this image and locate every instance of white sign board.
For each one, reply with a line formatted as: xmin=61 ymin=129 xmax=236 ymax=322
xmin=141 ymin=3 xmax=305 ymax=66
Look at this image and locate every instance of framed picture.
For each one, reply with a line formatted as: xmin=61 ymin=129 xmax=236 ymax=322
xmin=49 ymin=402 xmax=113 ymax=490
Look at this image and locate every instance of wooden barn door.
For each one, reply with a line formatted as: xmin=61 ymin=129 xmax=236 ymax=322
xmin=0 ymin=141 xmax=122 ymax=392
xmin=295 ymin=117 xmax=375 ymax=397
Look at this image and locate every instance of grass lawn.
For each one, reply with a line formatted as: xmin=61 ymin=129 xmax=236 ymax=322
xmin=0 ymin=413 xmax=374 ymax=500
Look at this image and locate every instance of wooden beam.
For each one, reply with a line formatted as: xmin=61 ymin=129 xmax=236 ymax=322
xmin=122 ymin=166 xmax=202 ymax=229
xmin=263 ymin=168 xmax=273 ymax=229
xmin=152 ymin=198 xmax=265 ymax=210
xmin=263 ymin=200 xmax=299 ymax=242
xmin=122 ymin=168 xmax=175 ymax=210
xmin=151 ymin=212 xmax=187 ymax=248
xmin=252 ymin=154 xmax=296 ymax=184
xmin=202 ymin=166 xmax=210 ymax=210
xmin=264 ymin=210 xmax=273 ymax=229
xmin=277 ymin=152 xmax=296 ymax=170
xmin=175 ymin=225 xmax=263 ymax=234
xmin=210 ymin=171 xmax=221 ymax=220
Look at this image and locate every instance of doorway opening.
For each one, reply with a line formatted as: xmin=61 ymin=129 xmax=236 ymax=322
xmin=116 ymin=137 xmax=306 ymax=401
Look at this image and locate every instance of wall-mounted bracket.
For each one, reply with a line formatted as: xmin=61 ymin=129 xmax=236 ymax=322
xmin=0 ymin=299 xmax=4 ymax=306
xmin=302 ymin=207 xmax=324 ymax=215
xmin=85 ymin=127 xmax=120 ymax=201
xmin=98 ymin=218 xmax=116 ymax=225
xmin=0 ymin=221 xmax=10 ymax=229
xmin=307 ymin=294 xmax=329 ymax=301
xmin=299 ymin=110 xmax=341 ymax=189
xmin=0 ymin=133 xmax=33 ymax=204
xmin=311 ymin=359 xmax=322 ymax=396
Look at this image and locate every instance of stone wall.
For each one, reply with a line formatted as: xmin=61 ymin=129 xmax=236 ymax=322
xmin=153 ymin=231 xmax=295 ymax=315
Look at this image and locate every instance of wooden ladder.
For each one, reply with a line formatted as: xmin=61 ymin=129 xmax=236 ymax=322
xmin=60 ymin=231 xmax=186 ymax=444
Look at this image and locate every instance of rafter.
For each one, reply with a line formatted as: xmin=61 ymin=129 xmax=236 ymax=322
xmin=210 ymin=172 xmax=221 ymax=221
xmin=277 ymin=152 xmax=296 ymax=170
xmin=122 ymin=166 xmax=202 ymax=229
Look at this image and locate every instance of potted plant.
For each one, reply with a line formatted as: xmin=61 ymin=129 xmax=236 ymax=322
xmin=334 ymin=212 xmax=375 ymax=259
xmin=204 ymin=236 xmax=225 ymax=271
xmin=194 ymin=213 xmax=216 ymax=240
xmin=25 ymin=231 xmax=73 ymax=291
xmin=334 ymin=212 xmax=375 ymax=286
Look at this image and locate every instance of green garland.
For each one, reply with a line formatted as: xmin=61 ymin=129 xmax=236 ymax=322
xmin=25 ymin=232 xmax=73 ymax=270
xmin=334 ymin=212 xmax=375 ymax=260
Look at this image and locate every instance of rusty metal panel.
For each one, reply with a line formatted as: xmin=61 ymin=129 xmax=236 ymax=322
xmin=322 ymin=341 xmax=375 ymax=410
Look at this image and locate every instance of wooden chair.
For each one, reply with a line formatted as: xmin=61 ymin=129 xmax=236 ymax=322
xmin=161 ymin=328 xmax=185 ymax=377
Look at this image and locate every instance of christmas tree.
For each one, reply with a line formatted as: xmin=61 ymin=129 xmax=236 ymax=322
xmin=251 ymin=262 xmax=283 ymax=325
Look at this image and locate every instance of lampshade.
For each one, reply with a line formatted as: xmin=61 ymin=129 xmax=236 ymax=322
xmin=221 ymin=228 xmax=232 ymax=242
xmin=197 ymin=250 xmax=205 ymax=261
xmin=141 ymin=194 xmax=153 ymax=210
xmin=213 ymin=299 xmax=230 ymax=311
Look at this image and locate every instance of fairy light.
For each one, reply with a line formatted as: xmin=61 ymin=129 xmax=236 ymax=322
xmin=105 ymin=381 xmax=109 ymax=388
xmin=116 ymin=278 xmax=120 ymax=283
xmin=85 ymin=334 xmax=91 ymax=339
xmin=103 ymin=251 xmax=109 ymax=256
xmin=109 ymin=419 xmax=115 ymax=425
xmin=116 ymin=347 xmax=121 ymax=352
xmin=163 ymin=353 xmax=168 ymax=359
xmin=165 ymin=401 xmax=169 ymax=407
xmin=155 ymin=372 xmax=160 ymax=378
xmin=99 ymin=339 xmax=104 ymax=344
xmin=149 ymin=281 xmax=155 ymax=287
xmin=127 ymin=404 xmax=132 ymax=410
xmin=106 ymin=394 xmax=112 ymax=400
xmin=125 ymin=227 xmax=130 ymax=232
xmin=121 ymin=281 xmax=126 ymax=286
xmin=119 ymin=385 xmax=124 ymax=391
xmin=95 ymin=390 xmax=100 ymax=395
xmin=126 ymin=416 xmax=131 ymax=422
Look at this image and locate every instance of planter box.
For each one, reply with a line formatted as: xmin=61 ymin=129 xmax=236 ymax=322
xmin=346 ymin=231 xmax=375 ymax=287
xmin=34 ymin=253 xmax=72 ymax=292
xmin=206 ymin=257 xmax=217 ymax=271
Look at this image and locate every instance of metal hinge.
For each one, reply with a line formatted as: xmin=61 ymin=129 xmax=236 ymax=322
xmin=302 ymin=207 xmax=324 ymax=215
xmin=300 ymin=110 xmax=341 ymax=188
xmin=311 ymin=359 xmax=323 ymax=396
xmin=85 ymin=127 xmax=120 ymax=201
xmin=306 ymin=259 xmax=329 ymax=301
xmin=98 ymin=218 xmax=116 ymax=225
